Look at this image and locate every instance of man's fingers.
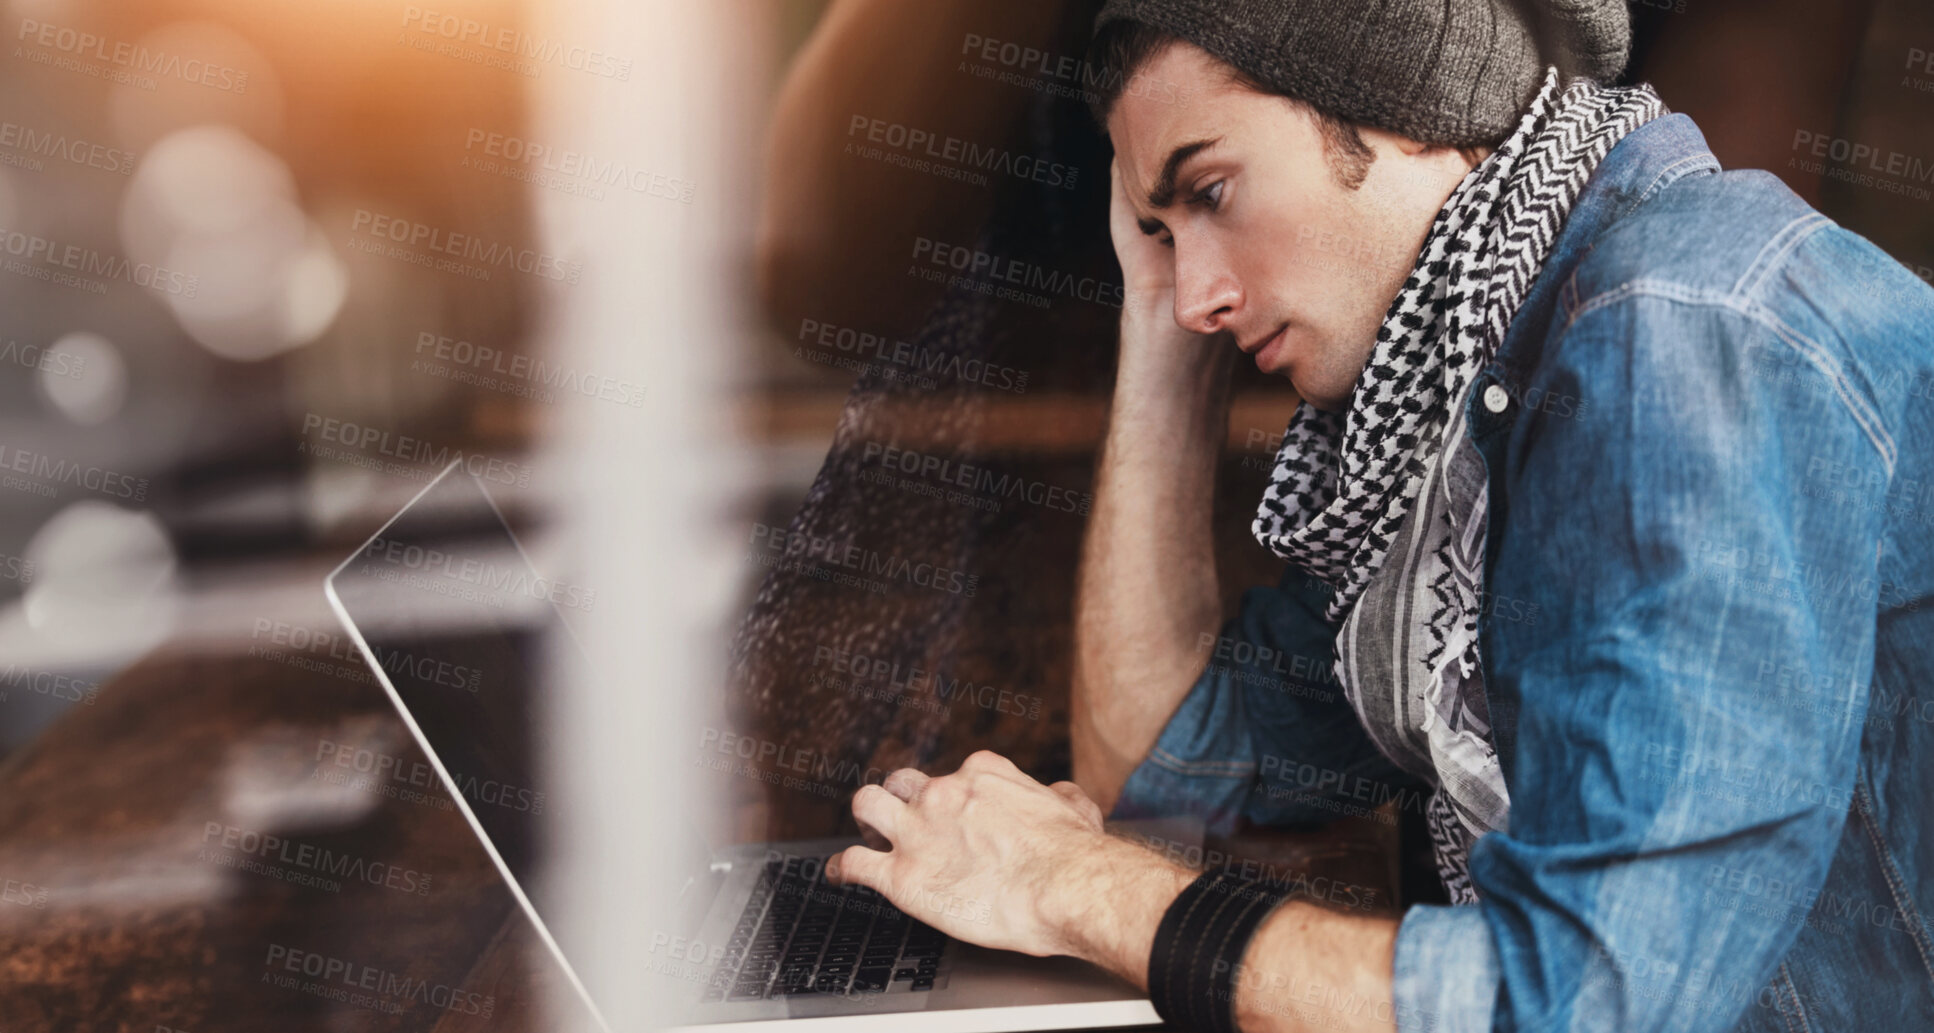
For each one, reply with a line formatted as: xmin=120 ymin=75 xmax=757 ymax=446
xmin=826 ymin=844 xmax=888 ymax=890
xmin=851 ymin=783 xmax=904 ymax=845
xmin=882 ymin=768 xmax=931 ymax=805
xmin=859 ymin=774 xmax=914 ymax=848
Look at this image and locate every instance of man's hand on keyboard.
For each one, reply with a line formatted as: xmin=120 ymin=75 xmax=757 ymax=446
xmin=827 ymin=750 xmax=1192 ymax=965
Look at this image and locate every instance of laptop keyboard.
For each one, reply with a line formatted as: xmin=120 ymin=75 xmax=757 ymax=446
xmin=703 ymin=855 xmax=949 ymax=1002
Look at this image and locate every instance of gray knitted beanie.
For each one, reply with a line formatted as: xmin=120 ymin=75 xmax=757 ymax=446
xmin=1093 ymin=0 xmax=1633 ymax=146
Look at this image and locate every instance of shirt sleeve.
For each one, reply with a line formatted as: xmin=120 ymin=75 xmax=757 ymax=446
xmin=1393 ymin=288 xmax=1890 ymax=1032
xmin=1109 ymin=563 xmax=1425 ymax=833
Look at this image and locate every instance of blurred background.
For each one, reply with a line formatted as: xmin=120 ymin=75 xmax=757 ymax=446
xmin=0 ymin=0 xmax=1927 ymax=1029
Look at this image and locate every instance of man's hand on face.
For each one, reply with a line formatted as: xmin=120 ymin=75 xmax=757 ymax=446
xmin=1109 ymin=157 xmax=1178 ymax=320
xmin=1108 ymin=157 xmax=1235 ymax=386
xmin=827 ymin=750 xmax=1109 ymax=958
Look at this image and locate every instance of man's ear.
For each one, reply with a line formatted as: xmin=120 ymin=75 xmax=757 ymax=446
xmin=1366 ymin=126 xmax=1491 ymax=174
xmin=1368 ymin=128 xmax=1435 ymax=159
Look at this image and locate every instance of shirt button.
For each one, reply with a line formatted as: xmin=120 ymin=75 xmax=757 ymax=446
xmin=1482 ymin=384 xmax=1510 ymax=414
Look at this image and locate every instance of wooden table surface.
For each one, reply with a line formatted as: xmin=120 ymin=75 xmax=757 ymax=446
xmin=0 ymin=640 xmax=566 ymax=1033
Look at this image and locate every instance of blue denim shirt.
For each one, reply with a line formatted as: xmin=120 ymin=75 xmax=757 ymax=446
xmin=1110 ymin=114 xmax=1934 ymax=1032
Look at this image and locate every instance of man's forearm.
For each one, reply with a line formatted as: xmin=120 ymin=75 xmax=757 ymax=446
xmin=1054 ymin=834 xmax=1195 ymax=985
xmin=1055 ymin=837 xmax=1398 ymax=1033
xmin=1072 ymin=307 xmax=1235 ymax=812
xmin=1230 ymin=896 xmax=1398 ymax=1033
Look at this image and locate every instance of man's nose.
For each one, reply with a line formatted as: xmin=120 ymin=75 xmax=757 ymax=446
xmin=1173 ymin=255 xmax=1241 ymax=336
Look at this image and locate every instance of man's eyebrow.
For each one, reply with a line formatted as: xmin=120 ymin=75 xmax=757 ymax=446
xmin=1135 ymin=137 xmax=1220 ymax=236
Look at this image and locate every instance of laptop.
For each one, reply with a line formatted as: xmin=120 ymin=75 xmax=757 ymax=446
xmin=325 ymin=461 xmax=1181 ymax=1031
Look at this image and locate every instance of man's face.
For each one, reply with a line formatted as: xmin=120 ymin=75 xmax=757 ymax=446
xmin=1108 ymin=42 xmax=1477 ymax=410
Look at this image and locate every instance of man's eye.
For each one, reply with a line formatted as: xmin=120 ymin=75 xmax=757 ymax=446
xmin=1159 ymin=235 xmax=1174 ymax=249
xmin=1187 ymin=181 xmax=1223 ymax=210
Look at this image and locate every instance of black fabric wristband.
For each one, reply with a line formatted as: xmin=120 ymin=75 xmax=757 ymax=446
xmin=1147 ymin=870 xmax=1296 ymax=1033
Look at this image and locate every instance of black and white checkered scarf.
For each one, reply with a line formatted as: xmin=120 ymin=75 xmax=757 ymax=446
xmin=1255 ymin=69 xmax=1665 ymax=902
xmin=1253 ymin=69 xmax=1664 ymax=623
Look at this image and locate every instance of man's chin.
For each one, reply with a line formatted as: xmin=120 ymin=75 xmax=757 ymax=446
xmin=1290 ymin=378 xmax=1349 ymax=413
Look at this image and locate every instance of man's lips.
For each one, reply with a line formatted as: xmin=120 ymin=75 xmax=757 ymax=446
xmin=1238 ymin=325 xmax=1289 ymax=367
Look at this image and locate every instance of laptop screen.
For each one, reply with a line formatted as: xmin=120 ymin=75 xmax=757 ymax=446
xmin=324 ymin=464 xmax=593 ymax=995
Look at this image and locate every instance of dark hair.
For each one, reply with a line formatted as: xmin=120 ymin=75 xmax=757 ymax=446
xmin=1084 ymin=18 xmax=1376 ymax=190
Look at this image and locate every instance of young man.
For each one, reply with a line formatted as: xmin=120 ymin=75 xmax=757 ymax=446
xmin=826 ymin=2 xmax=1934 ymax=1031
